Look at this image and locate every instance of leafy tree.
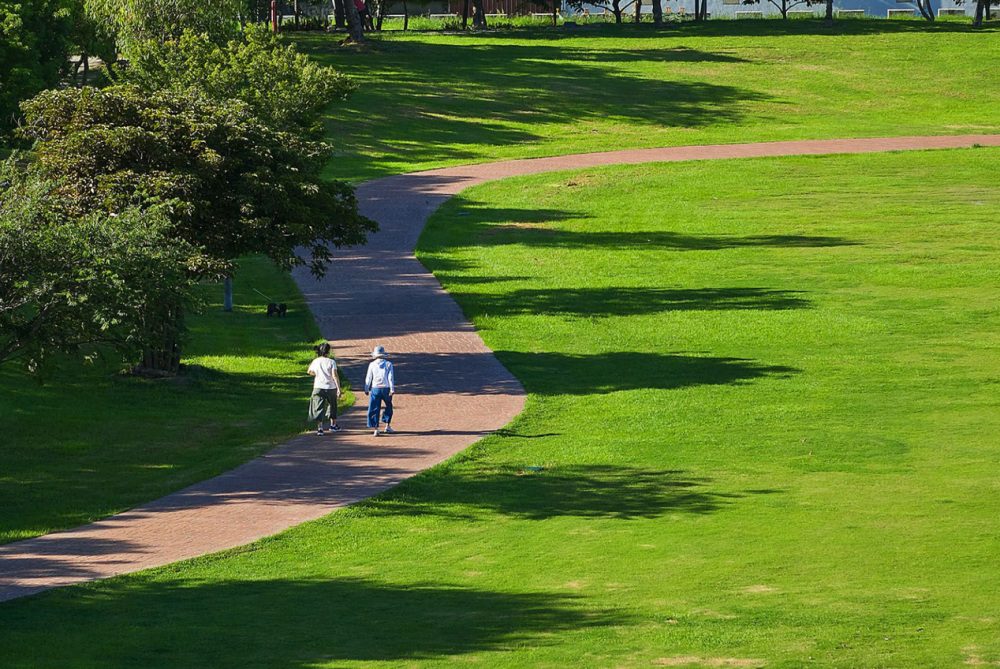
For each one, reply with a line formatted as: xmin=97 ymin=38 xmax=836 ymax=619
xmin=0 ymin=161 xmax=205 ymax=373
xmin=82 ymin=0 xmax=243 ymax=56
xmin=123 ymin=26 xmax=356 ymax=136
xmin=0 ymin=0 xmax=74 ymax=138
xmin=19 ymin=85 xmax=376 ymax=279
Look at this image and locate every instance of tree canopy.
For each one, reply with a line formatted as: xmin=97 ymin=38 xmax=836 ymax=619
xmin=20 ymin=85 xmax=376 ymax=277
xmin=83 ymin=0 xmax=243 ymax=55
xmin=0 ymin=0 xmax=75 ymax=137
xmin=123 ymin=26 xmax=356 ymax=136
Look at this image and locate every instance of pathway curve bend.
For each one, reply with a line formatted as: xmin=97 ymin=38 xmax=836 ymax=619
xmin=2 ymin=134 xmax=998 ymax=603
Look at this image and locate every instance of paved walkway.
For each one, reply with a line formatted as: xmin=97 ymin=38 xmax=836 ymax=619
xmin=2 ymin=134 xmax=998 ymax=603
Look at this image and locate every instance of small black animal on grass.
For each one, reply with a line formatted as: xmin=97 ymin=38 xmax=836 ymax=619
xmin=266 ymin=303 xmax=288 ymax=317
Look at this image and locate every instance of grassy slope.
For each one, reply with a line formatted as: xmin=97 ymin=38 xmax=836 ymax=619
xmin=0 ymin=257 xmax=349 ymax=543
xmin=3 ymin=148 xmax=998 ymax=668
xmin=299 ymin=20 xmax=1000 ymax=182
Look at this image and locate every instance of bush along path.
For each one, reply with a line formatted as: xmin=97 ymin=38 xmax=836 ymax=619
xmin=1 ymin=134 xmax=998 ymax=603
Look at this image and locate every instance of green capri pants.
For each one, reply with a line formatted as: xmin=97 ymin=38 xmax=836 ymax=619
xmin=308 ymin=388 xmax=338 ymax=422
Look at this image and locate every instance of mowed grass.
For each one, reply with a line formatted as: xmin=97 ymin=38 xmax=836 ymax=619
xmin=0 ymin=257 xmax=346 ymax=543
xmin=3 ymin=148 xmax=998 ymax=667
xmin=299 ymin=20 xmax=1000 ymax=181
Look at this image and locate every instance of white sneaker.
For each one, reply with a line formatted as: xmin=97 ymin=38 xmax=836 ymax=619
xmin=383 ymin=426 xmax=395 ymax=434
xmin=372 ymin=429 xmax=379 ymax=437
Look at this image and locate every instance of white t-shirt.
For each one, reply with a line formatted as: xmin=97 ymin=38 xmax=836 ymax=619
xmin=308 ymin=356 xmax=338 ymax=390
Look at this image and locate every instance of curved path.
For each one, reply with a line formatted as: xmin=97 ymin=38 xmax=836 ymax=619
xmin=2 ymin=134 xmax=998 ymax=603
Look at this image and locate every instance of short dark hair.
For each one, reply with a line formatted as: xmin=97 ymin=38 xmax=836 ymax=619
xmin=315 ymin=342 xmax=331 ymax=357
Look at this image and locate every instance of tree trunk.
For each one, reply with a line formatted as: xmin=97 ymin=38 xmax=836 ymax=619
xmin=553 ymin=0 xmax=559 ymax=25
xmin=138 ymin=304 xmax=184 ymax=376
xmin=473 ymin=0 xmax=487 ymax=27
xmin=825 ymin=0 xmax=833 ymax=22
xmin=916 ymin=0 xmax=935 ymax=20
xmin=376 ymin=0 xmax=385 ymax=30
xmin=344 ymin=0 xmax=366 ymax=40
xmin=82 ymin=54 xmax=89 ymax=84
xmin=403 ymin=0 xmax=408 ymax=29
xmin=973 ymin=0 xmax=985 ymax=24
xmin=612 ymin=0 xmax=623 ymax=22
xmin=223 ymin=276 xmax=233 ymax=312
xmin=462 ymin=0 xmax=470 ymax=28
xmin=781 ymin=0 xmax=788 ymax=18
xmin=652 ymin=0 xmax=662 ymax=23
xmin=634 ymin=0 xmax=641 ymax=22
xmin=333 ymin=0 xmax=346 ymax=28
xmin=294 ymin=0 xmax=300 ymax=26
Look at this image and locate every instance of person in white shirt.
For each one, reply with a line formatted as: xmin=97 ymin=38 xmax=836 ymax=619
xmin=365 ymin=345 xmax=395 ymax=436
xmin=307 ymin=342 xmax=342 ymax=436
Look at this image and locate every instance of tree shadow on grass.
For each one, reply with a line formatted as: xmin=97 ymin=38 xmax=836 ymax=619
xmin=394 ymin=350 xmax=797 ymax=395
xmin=307 ymin=39 xmax=772 ymax=178
xmin=0 ymin=577 xmax=627 ymax=666
xmin=458 ymin=287 xmax=810 ymax=318
xmin=368 ymin=464 xmax=780 ymax=521
xmin=422 ymin=198 xmax=858 ymax=253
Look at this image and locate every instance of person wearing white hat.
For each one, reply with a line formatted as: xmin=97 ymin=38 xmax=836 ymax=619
xmin=365 ymin=345 xmax=396 ymax=436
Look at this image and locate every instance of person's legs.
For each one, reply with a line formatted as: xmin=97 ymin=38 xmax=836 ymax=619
xmin=324 ymin=389 xmax=340 ymax=431
xmin=326 ymin=388 xmax=340 ymax=430
xmin=382 ymin=392 xmax=393 ymax=425
xmin=367 ymin=389 xmax=383 ymax=429
xmin=310 ymin=392 xmax=327 ymax=434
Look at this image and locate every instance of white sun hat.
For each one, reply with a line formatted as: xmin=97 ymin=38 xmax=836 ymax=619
xmin=371 ymin=345 xmax=387 ymax=359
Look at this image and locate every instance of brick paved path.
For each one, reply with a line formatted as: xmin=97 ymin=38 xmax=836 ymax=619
xmin=2 ymin=135 xmax=997 ymax=603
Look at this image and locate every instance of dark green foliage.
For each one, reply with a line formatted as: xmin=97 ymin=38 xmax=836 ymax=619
xmin=0 ymin=162 xmax=203 ymax=371
xmin=19 ymin=85 xmax=376 ymax=276
xmin=124 ymin=26 xmax=357 ymax=136
xmin=0 ymin=0 xmax=74 ymax=139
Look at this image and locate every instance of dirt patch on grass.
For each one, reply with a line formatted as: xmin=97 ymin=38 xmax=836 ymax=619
xmin=653 ymin=657 xmax=764 ymax=667
xmin=740 ymin=584 xmax=778 ymax=594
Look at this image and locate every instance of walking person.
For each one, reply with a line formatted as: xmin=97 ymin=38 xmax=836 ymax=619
xmin=307 ymin=342 xmax=342 ymax=436
xmin=365 ymin=345 xmax=395 ymax=436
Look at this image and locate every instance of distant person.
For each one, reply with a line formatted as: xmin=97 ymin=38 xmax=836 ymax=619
xmin=365 ymin=345 xmax=395 ymax=436
xmin=355 ymin=0 xmax=375 ymax=31
xmin=307 ymin=342 xmax=342 ymax=436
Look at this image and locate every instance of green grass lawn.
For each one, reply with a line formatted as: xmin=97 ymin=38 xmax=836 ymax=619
xmin=3 ymin=147 xmax=998 ymax=667
xmin=0 ymin=257 xmax=348 ymax=544
xmin=299 ymin=20 xmax=1000 ymax=182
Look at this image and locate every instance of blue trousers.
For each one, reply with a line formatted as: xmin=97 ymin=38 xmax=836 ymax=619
xmin=367 ymin=387 xmax=393 ymax=428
